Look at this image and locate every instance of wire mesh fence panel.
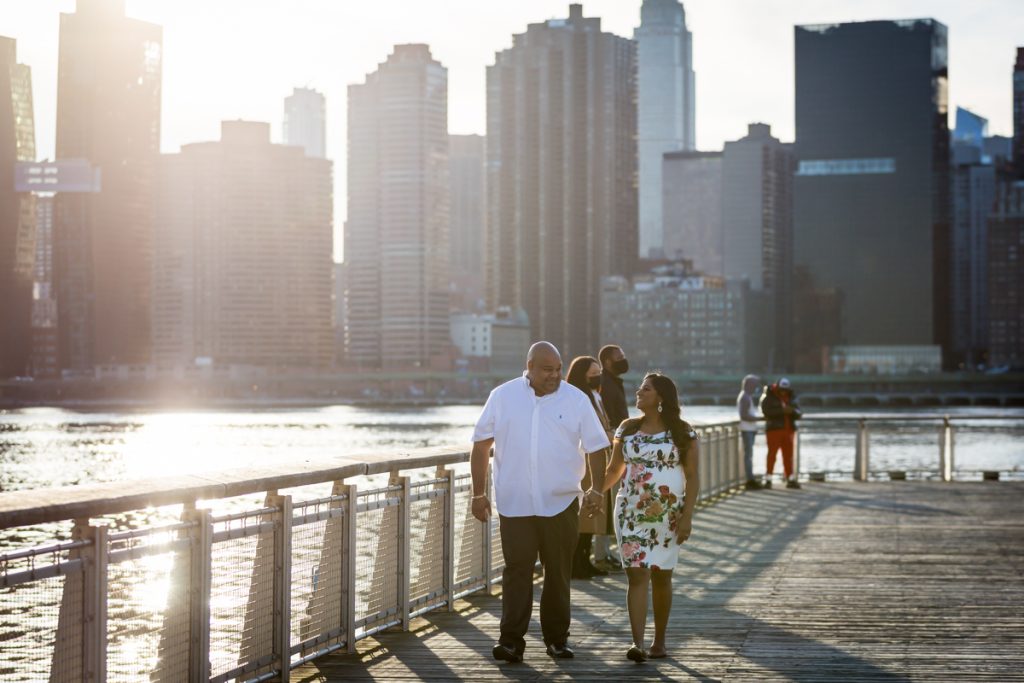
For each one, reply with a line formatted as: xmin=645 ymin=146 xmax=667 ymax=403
xmin=106 ymin=524 xmax=192 ymax=683
xmin=355 ymin=487 xmax=400 ymax=629
xmin=289 ymin=497 xmax=346 ymax=656
xmin=208 ymin=513 xmax=276 ymax=681
xmin=408 ymin=481 xmax=445 ymax=606
xmin=0 ymin=571 xmax=82 ymax=682
xmin=453 ymin=475 xmax=484 ymax=588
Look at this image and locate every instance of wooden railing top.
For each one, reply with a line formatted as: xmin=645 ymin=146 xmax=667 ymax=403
xmin=0 ymin=446 xmax=470 ymax=530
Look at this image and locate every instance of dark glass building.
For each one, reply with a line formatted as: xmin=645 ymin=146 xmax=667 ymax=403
xmin=0 ymin=36 xmax=36 ymax=378
xmin=54 ymin=0 xmax=162 ymax=372
xmin=793 ymin=20 xmax=950 ymax=367
xmin=1014 ymin=48 xmax=1024 ymax=176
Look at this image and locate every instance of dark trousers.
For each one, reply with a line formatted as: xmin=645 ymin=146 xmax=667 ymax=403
xmin=498 ymin=498 xmax=579 ymax=652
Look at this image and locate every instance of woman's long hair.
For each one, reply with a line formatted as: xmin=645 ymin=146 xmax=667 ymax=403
xmin=618 ymin=372 xmax=694 ymax=453
xmin=566 ymin=355 xmax=602 ymax=419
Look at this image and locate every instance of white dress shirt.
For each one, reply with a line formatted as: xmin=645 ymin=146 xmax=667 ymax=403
xmin=472 ymin=373 xmax=611 ymax=518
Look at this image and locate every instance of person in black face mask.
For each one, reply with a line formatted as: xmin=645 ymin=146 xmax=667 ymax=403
xmin=598 ymin=345 xmax=630 ymax=438
xmin=566 ymin=356 xmax=614 ymax=579
xmin=595 ymin=344 xmax=630 ymax=571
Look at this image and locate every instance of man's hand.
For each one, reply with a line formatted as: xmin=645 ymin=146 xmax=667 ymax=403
xmin=582 ymin=488 xmax=604 ymax=518
xmin=471 ymin=495 xmax=491 ymax=522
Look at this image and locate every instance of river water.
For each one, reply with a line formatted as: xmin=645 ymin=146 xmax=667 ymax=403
xmin=1 ymin=404 xmax=1021 ymax=495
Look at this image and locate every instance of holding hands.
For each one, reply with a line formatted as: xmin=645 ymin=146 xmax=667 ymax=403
xmin=582 ymin=488 xmax=604 ymax=518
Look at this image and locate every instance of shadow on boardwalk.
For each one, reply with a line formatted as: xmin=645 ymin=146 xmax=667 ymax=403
xmin=294 ymin=482 xmax=1024 ymax=682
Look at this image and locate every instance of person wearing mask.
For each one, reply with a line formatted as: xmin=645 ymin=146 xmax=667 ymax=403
xmin=737 ymin=375 xmax=764 ymax=489
xmin=600 ymin=372 xmax=700 ymax=661
xmin=595 ymin=344 xmax=630 ymax=571
xmin=470 ymin=342 xmax=608 ymax=662
xmin=760 ymin=377 xmax=802 ymax=489
xmin=566 ymin=356 xmax=613 ymax=579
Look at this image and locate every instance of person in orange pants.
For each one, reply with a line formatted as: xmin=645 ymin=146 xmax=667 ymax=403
xmin=759 ymin=378 xmax=802 ymax=489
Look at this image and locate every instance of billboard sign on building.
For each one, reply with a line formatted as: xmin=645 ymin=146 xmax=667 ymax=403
xmin=15 ymin=160 xmax=101 ymax=193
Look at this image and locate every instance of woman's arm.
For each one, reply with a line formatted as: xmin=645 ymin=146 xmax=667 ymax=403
xmin=676 ymin=440 xmax=700 ymax=543
xmin=600 ymin=440 xmax=625 ymax=493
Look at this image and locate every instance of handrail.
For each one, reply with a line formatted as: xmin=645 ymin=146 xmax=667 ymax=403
xmin=0 ymin=446 xmax=468 ymax=530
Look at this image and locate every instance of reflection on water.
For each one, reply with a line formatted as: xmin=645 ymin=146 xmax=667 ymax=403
xmin=1 ymin=405 xmax=1023 ymax=496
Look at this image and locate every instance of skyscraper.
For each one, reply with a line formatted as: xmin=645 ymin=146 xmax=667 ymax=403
xmin=722 ymin=123 xmax=794 ymax=369
xmin=0 ymin=36 xmax=36 ymax=378
xmin=345 ymin=45 xmax=450 ymax=369
xmin=449 ymin=134 xmax=486 ymax=312
xmin=793 ymin=20 xmax=950 ymax=363
xmin=487 ymin=4 xmax=637 ymax=358
xmin=662 ymin=150 xmax=722 ymax=272
xmin=1014 ymin=48 xmax=1024 ymax=176
xmin=283 ymin=87 xmax=326 ymax=159
xmin=635 ymin=0 xmax=695 ymax=259
xmin=54 ymin=0 xmax=162 ymax=371
xmin=987 ymin=182 xmax=1024 ymax=366
xmin=951 ymin=107 xmax=996 ymax=367
xmin=153 ymin=121 xmax=334 ymax=368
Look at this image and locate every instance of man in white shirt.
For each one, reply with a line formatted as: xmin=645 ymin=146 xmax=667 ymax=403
xmin=470 ymin=342 xmax=609 ymax=663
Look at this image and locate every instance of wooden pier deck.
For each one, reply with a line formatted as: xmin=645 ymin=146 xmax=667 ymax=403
xmin=293 ymin=482 xmax=1024 ymax=681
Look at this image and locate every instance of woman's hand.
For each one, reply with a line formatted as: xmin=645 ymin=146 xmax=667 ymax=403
xmin=675 ymin=511 xmax=692 ymax=544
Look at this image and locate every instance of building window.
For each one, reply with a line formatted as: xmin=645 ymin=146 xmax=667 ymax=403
xmin=796 ymin=158 xmax=896 ymax=176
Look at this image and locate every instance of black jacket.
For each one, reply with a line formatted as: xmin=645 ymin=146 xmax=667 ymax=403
xmin=601 ymin=373 xmax=629 ymax=431
xmin=760 ymin=385 xmax=802 ymax=432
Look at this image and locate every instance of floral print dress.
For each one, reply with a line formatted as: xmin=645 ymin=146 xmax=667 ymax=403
xmin=613 ymin=426 xmax=696 ymax=570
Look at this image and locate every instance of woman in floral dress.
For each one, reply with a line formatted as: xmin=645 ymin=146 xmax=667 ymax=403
xmin=600 ymin=372 xmax=700 ymax=662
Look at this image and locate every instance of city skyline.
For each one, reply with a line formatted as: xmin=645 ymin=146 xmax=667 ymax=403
xmin=4 ymin=0 xmax=1022 ymax=261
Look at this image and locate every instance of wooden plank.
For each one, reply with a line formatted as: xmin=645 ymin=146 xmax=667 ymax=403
xmin=292 ymin=482 xmax=1024 ymax=681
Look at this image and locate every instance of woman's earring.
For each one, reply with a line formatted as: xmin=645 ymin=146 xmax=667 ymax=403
xmin=658 ymin=403 xmax=663 ymax=413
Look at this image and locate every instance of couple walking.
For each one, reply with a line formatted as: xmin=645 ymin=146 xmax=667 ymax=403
xmin=469 ymin=342 xmax=700 ymax=663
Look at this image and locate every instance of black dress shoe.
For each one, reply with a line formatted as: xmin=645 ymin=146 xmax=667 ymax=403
xmin=492 ymin=643 xmax=522 ymax=663
xmin=546 ymin=643 xmax=575 ymax=659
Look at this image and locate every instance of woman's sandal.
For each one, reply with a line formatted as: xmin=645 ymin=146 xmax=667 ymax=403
xmin=647 ymin=647 xmax=668 ymax=659
xmin=627 ymin=645 xmax=648 ymax=662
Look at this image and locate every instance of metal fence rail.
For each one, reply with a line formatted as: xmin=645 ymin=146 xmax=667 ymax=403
xmin=6 ymin=415 xmax=1017 ymax=681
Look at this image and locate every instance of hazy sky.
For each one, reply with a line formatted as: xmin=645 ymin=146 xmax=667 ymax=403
xmin=3 ymin=0 xmax=1022 ymax=260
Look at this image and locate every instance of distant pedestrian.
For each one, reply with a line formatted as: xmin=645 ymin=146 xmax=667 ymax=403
xmin=737 ymin=375 xmax=764 ymax=489
xmin=566 ymin=356 xmax=614 ymax=579
xmin=600 ymin=372 xmax=700 ymax=661
xmin=760 ymin=377 xmax=802 ymax=489
xmin=470 ymin=342 xmax=609 ymax=663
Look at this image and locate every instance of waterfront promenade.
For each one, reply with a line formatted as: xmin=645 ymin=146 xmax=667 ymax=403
xmin=294 ymin=481 xmax=1024 ymax=682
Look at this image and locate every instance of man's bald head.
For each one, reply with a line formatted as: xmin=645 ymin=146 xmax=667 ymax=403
xmin=527 ymin=341 xmax=561 ymax=364
xmin=525 ymin=341 xmax=562 ymax=396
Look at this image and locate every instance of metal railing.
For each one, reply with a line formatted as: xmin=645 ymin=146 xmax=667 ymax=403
xmin=0 ymin=422 xmax=747 ymax=682
xmin=796 ymin=414 xmax=1021 ymax=481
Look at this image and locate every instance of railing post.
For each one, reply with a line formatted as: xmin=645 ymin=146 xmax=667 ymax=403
xmin=393 ymin=474 xmax=411 ymax=631
xmin=342 ymin=483 xmax=357 ymax=654
xmin=854 ymin=419 xmax=870 ymax=481
xmin=714 ymin=428 xmax=724 ymax=495
xmin=731 ymin=425 xmax=741 ymax=488
xmin=484 ymin=465 xmax=495 ymax=595
xmin=697 ymin=427 xmax=710 ymax=503
xmin=442 ymin=466 xmax=456 ymax=611
xmin=939 ymin=416 xmax=955 ymax=482
xmin=266 ymin=493 xmax=292 ymax=682
xmin=184 ymin=506 xmax=212 ymax=683
xmin=80 ymin=521 xmax=108 ymax=683
xmin=794 ymin=429 xmax=801 ymax=481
